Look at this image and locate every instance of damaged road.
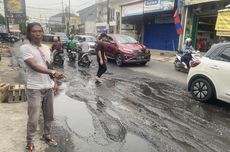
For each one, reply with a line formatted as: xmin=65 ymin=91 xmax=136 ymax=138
xmin=46 ymin=59 xmax=230 ymax=152
xmin=3 ymin=43 xmax=229 ymax=152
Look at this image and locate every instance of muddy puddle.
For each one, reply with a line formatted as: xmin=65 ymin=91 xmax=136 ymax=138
xmin=51 ymin=80 xmax=156 ymax=152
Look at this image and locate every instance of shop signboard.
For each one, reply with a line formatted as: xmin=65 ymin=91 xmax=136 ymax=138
xmin=185 ymin=0 xmax=222 ymax=6
xmin=155 ymin=13 xmax=174 ymax=24
xmin=96 ymin=26 xmax=107 ymax=33
xmin=4 ymin=0 xmax=26 ymax=18
xmin=122 ymin=0 xmax=174 ymax=17
xmin=122 ymin=2 xmax=143 ymax=17
xmin=121 ymin=24 xmax=134 ymax=30
xmin=9 ymin=24 xmax=21 ymax=33
xmin=215 ymin=10 xmax=230 ymax=37
xmin=144 ymin=0 xmax=175 ymax=13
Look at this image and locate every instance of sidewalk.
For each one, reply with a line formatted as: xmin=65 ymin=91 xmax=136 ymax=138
xmin=150 ymin=49 xmax=176 ymax=63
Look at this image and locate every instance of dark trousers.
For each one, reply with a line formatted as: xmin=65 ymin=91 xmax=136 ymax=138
xmin=97 ymin=63 xmax=107 ymax=77
xmin=181 ymin=53 xmax=192 ymax=66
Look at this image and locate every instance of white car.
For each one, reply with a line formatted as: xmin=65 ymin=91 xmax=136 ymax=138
xmin=75 ymin=35 xmax=97 ymax=54
xmin=187 ymin=42 xmax=230 ymax=103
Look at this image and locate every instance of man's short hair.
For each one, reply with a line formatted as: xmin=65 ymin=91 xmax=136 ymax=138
xmin=99 ymin=33 xmax=107 ymax=40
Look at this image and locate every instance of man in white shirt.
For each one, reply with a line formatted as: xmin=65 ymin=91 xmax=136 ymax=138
xmin=81 ymin=37 xmax=89 ymax=53
xmin=78 ymin=37 xmax=90 ymax=61
xmin=20 ymin=22 xmax=65 ymax=152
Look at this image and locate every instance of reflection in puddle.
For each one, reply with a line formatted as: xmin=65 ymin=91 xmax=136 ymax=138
xmin=54 ymin=83 xmax=94 ymax=137
xmin=111 ymin=101 xmax=130 ymax=111
xmin=122 ymin=133 xmax=155 ymax=152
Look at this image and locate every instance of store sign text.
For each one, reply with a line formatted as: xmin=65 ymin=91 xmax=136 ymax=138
xmin=185 ymin=0 xmax=222 ymax=5
xmin=122 ymin=0 xmax=175 ymax=17
xmin=215 ymin=11 xmax=230 ymax=36
xmin=145 ymin=0 xmax=159 ymax=6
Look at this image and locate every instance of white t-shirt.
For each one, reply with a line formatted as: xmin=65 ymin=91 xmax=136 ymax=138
xmin=20 ymin=43 xmax=54 ymax=89
xmin=81 ymin=41 xmax=89 ymax=52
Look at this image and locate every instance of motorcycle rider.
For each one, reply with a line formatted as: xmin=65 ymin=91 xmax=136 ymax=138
xmin=51 ymin=36 xmax=62 ymax=52
xmin=78 ymin=37 xmax=89 ymax=62
xmin=66 ymin=36 xmax=77 ymax=53
xmin=51 ymin=36 xmax=63 ymax=64
xmin=181 ymin=38 xmax=195 ymax=69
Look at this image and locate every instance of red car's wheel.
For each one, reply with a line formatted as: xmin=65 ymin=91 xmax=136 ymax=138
xmin=116 ymin=54 xmax=123 ymax=66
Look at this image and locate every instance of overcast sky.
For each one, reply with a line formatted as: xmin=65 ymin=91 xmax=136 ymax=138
xmin=26 ymin=0 xmax=95 ymax=18
xmin=0 ymin=0 xmax=95 ymax=20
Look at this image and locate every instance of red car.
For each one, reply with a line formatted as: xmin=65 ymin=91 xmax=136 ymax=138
xmin=103 ymin=34 xmax=151 ymax=66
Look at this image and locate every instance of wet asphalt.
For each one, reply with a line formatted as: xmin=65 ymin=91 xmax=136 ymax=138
xmin=12 ymin=44 xmax=230 ymax=152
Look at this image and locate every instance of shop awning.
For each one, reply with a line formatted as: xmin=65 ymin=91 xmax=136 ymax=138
xmin=215 ymin=6 xmax=230 ymax=36
xmin=185 ymin=0 xmax=222 ymax=6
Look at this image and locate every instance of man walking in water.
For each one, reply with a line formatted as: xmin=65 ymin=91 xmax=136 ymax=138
xmin=95 ymin=33 xmax=107 ymax=83
xmin=20 ymin=22 xmax=65 ymax=152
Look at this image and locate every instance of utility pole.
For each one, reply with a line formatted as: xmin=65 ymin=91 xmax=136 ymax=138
xmin=107 ymin=0 xmax=110 ymax=33
xmin=66 ymin=0 xmax=71 ymax=36
xmin=40 ymin=14 xmax=42 ymax=24
xmin=62 ymin=0 xmax=66 ymax=33
xmin=69 ymin=0 xmax=70 ymax=22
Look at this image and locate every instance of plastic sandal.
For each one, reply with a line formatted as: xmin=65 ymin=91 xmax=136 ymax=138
xmin=25 ymin=143 xmax=35 ymax=152
xmin=42 ymin=135 xmax=58 ymax=147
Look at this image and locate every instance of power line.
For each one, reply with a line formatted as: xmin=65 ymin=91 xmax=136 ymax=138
xmin=27 ymin=6 xmax=61 ymax=11
xmin=29 ymin=17 xmax=65 ymax=24
xmin=71 ymin=0 xmax=94 ymax=7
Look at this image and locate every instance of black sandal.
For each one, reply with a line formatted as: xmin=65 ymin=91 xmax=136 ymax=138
xmin=42 ymin=135 xmax=58 ymax=147
xmin=25 ymin=143 xmax=35 ymax=152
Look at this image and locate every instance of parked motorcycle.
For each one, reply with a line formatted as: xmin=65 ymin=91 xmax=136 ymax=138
xmin=78 ymin=52 xmax=92 ymax=67
xmin=53 ymin=50 xmax=65 ymax=66
xmin=68 ymin=48 xmax=77 ymax=61
xmin=174 ymin=50 xmax=201 ymax=73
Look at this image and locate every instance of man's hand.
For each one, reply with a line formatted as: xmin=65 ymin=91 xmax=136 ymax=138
xmin=100 ymin=59 xmax=103 ymax=65
xmin=53 ymin=82 xmax=59 ymax=96
xmin=104 ymin=56 xmax=107 ymax=63
xmin=54 ymin=71 xmax=65 ymax=79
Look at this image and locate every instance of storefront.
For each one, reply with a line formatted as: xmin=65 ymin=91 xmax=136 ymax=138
xmin=184 ymin=0 xmax=230 ymax=52
xmin=121 ymin=0 xmax=178 ymax=51
xmin=145 ymin=0 xmax=178 ymax=51
xmin=144 ymin=12 xmax=178 ymax=51
xmin=121 ymin=1 xmax=144 ymax=41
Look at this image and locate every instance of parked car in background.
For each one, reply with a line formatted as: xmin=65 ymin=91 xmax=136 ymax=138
xmin=54 ymin=32 xmax=68 ymax=43
xmin=75 ymin=35 xmax=97 ymax=54
xmin=187 ymin=42 xmax=230 ymax=103
xmin=103 ymin=34 xmax=151 ymax=66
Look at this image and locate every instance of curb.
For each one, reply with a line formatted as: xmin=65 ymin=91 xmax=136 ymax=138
xmin=150 ymin=50 xmax=176 ymax=63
